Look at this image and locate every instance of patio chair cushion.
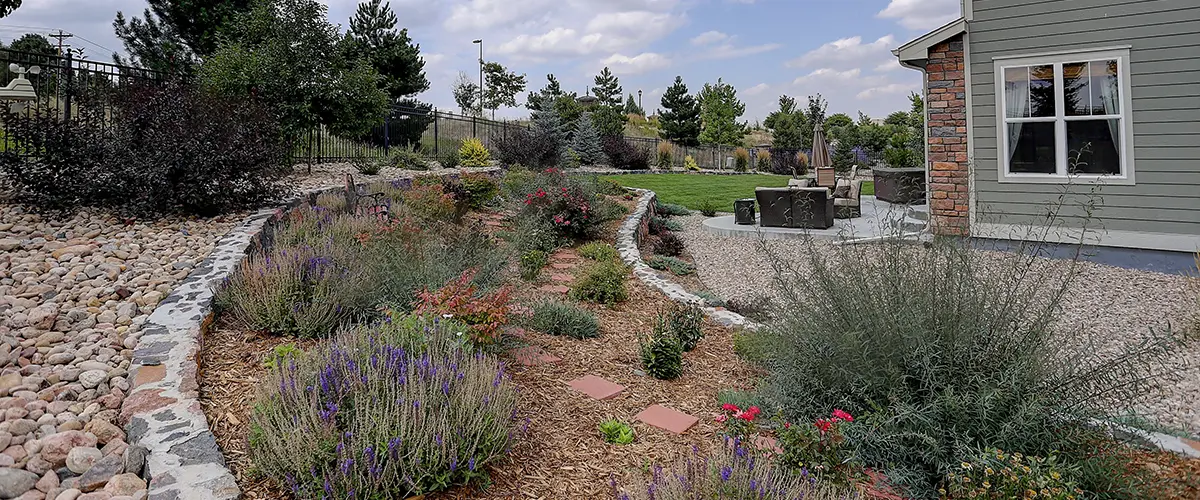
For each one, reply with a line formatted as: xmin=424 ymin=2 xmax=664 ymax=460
xmin=787 ymin=178 xmax=811 ymax=188
xmin=833 ymin=179 xmax=851 ymax=198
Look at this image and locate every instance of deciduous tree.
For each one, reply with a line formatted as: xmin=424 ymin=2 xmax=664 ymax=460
xmin=697 ymin=78 xmax=746 ymax=147
xmin=482 ymin=61 xmax=526 ymax=118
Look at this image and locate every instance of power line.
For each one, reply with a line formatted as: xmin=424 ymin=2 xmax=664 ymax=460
xmin=48 ymin=30 xmax=72 ymax=55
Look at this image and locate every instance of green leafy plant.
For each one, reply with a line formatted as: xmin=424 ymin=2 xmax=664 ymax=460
xmin=666 ymin=302 xmax=704 ymax=351
xmin=458 ymin=137 xmax=492 ymax=167
xmin=646 ymin=255 xmax=695 ymax=276
xmin=944 ymin=448 xmax=1084 ymax=500
xmin=528 ymin=300 xmax=600 ymax=339
xmin=570 ymin=259 xmax=629 ymax=305
xmin=598 ymin=419 xmax=635 ymax=445
xmin=640 ymin=315 xmax=684 ymax=380
xmin=683 ymin=154 xmax=699 ymax=171
xmin=454 ymin=172 xmax=499 ymax=209
xmin=352 ymin=156 xmax=385 ymax=175
xmin=774 ymin=409 xmax=861 ymax=485
xmin=655 ymin=201 xmax=691 ymax=216
xmin=579 ymin=242 xmax=620 ymax=262
xmin=696 ymin=200 xmax=719 ymax=217
xmin=520 ymin=250 xmax=548 ymax=281
xmin=441 ymin=147 xmax=461 ymax=169
xmin=263 ymin=343 xmax=304 ymax=370
xmin=391 ymin=148 xmax=428 ymax=170
xmin=652 ymin=231 xmax=685 ymax=257
xmin=648 ymin=216 xmax=682 ymax=235
xmin=414 ymin=271 xmax=512 ymax=344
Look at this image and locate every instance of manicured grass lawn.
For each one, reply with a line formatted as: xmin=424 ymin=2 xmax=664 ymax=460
xmin=602 ymin=173 xmax=874 ymax=211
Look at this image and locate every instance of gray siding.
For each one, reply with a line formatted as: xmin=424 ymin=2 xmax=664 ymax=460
xmin=968 ymin=0 xmax=1200 ymax=236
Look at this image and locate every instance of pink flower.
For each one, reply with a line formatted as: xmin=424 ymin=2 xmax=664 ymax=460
xmin=748 ymin=406 xmax=761 ymax=416
xmin=815 ymin=419 xmax=833 ymax=433
xmin=722 ymin=403 xmax=739 ymax=413
xmin=831 ymin=409 xmax=854 ymax=423
xmin=715 ymin=414 xmax=728 ymax=423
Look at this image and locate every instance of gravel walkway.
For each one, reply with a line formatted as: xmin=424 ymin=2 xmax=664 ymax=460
xmin=0 ymin=205 xmax=240 ymax=499
xmin=676 ymin=213 xmax=1200 ymax=436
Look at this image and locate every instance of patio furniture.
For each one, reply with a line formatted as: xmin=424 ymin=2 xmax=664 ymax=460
xmin=834 ymin=178 xmax=864 ymax=219
xmin=787 ymin=178 xmax=812 ymax=188
xmin=755 ymin=187 xmax=834 ymax=229
xmin=734 ymin=198 xmax=757 ymax=225
xmin=816 ymin=167 xmax=836 ymax=188
xmin=874 ymin=166 xmax=926 ymax=204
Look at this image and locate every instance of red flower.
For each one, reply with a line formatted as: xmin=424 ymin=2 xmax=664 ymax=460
xmin=815 ymin=419 xmax=833 ymax=433
xmin=737 ymin=412 xmax=755 ymax=422
xmin=715 ymin=414 xmax=728 ymax=423
xmin=832 ymin=409 xmax=854 ymax=423
xmin=784 ymin=422 xmax=792 ymax=429
xmin=748 ymin=406 xmax=761 ymax=416
xmin=722 ymin=403 xmax=739 ymax=412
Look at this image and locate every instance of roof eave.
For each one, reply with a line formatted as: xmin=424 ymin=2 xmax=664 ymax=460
xmin=893 ymin=17 xmax=967 ymax=64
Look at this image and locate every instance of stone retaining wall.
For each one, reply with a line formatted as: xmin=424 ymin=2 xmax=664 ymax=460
xmin=615 ymin=189 xmax=761 ymax=330
xmin=120 ymin=169 xmax=500 ymax=499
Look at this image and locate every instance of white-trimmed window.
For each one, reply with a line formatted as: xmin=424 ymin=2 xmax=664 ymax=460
xmin=994 ymin=48 xmax=1134 ymax=184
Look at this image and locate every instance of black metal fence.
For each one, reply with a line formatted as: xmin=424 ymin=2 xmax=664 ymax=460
xmin=0 ymin=48 xmax=161 ymax=125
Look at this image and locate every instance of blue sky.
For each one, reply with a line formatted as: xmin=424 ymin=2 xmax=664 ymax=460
xmin=3 ymin=0 xmax=962 ymax=122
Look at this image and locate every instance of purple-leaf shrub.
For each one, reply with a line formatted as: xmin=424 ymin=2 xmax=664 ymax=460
xmin=249 ymin=317 xmax=522 ymax=498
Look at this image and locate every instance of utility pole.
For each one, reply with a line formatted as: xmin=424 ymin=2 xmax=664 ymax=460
xmin=49 ymin=30 xmax=73 ymax=55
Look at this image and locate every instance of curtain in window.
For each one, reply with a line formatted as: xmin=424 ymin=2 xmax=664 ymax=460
xmin=1004 ymin=69 xmax=1030 ymax=163
xmin=1098 ymin=61 xmax=1121 ymax=151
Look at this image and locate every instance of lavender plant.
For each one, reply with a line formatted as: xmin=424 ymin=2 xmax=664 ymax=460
xmin=610 ymin=437 xmax=852 ymax=500
xmin=214 ymin=242 xmax=372 ymax=338
xmin=249 ymin=317 xmax=522 ymax=498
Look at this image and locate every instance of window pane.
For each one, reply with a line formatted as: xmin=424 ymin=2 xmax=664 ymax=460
xmin=1096 ymin=60 xmax=1120 ymax=115
xmin=1064 ymin=62 xmax=1091 ymax=116
xmin=1067 ymin=119 xmax=1121 ymax=175
xmin=1007 ymin=121 xmax=1056 ymax=174
xmin=1004 ymin=67 xmax=1030 ymax=118
xmin=1030 ymin=65 xmax=1056 ymax=117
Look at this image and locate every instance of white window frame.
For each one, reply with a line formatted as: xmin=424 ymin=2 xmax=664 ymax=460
xmin=993 ymin=47 xmax=1135 ymax=185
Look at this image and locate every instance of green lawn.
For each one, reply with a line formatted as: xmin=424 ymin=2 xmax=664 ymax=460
xmin=602 ymin=173 xmax=874 ymax=211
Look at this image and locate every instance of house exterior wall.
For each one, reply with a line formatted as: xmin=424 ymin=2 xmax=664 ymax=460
xmin=926 ymin=35 xmax=970 ymax=236
xmin=967 ymin=0 xmax=1200 ymax=249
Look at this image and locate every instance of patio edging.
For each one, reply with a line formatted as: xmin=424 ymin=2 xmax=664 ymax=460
xmin=616 ymin=188 xmax=761 ymax=330
xmin=120 ymin=169 xmax=501 ymax=499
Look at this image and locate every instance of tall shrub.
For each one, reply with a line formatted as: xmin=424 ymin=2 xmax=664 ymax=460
xmin=748 ymin=233 xmax=1186 ymax=496
xmin=571 ymin=112 xmax=604 ymax=166
xmin=249 ymin=318 xmax=521 ymax=498
xmin=601 ymin=137 xmax=650 ymax=170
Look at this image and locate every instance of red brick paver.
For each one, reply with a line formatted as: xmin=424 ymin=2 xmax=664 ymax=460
xmin=549 ymin=273 xmax=573 ymax=283
xmin=551 ymin=250 xmax=581 ymax=261
xmin=538 ymin=284 xmax=570 ymax=294
xmin=635 ymin=404 xmax=699 ymax=434
xmin=550 ymin=262 xmax=577 ymax=270
xmin=567 ymin=375 xmax=625 ymax=400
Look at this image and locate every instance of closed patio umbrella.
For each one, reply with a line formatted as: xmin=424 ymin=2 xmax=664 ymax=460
xmin=810 ymin=122 xmax=832 ymax=169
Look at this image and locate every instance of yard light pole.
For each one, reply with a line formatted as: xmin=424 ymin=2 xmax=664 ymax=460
xmin=638 ymin=89 xmax=642 ymax=115
xmin=472 ymin=39 xmax=483 ymax=118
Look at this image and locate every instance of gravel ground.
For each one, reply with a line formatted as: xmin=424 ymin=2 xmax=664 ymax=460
xmin=290 ymin=162 xmax=497 ymax=192
xmin=0 ymin=205 xmax=242 ymax=499
xmin=675 ymin=213 xmax=1200 ymax=436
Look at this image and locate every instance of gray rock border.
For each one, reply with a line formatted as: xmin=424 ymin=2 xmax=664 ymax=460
xmin=616 ymin=188 xmax=761 ymax=330
xmin=119 ymin=170 xmax=500 ymax=499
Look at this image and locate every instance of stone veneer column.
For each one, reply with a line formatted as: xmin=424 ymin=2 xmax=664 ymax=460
xmin=925 ymin=35 xmax=969 ymax=236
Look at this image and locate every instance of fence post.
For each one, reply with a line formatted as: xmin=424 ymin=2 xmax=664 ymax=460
xmin=316 ymin=128 xmax=323 ymax=165
xmin=383 ymin=114 xmax=390 ymax=155
xmin=62 ymin=52 xmax=73 ymax=121
xmin=433 ymin=110 xmax=439 ymax=158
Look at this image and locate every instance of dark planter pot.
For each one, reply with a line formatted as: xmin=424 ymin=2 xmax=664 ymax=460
xmin=873 ymin=167 xmax=927 ymax=204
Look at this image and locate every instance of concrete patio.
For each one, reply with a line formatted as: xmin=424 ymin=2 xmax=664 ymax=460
xmin=701 ymin=195 xmax=929 ymax=241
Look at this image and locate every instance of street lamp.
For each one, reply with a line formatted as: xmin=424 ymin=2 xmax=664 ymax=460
xmin=472 ymin=39 xmax=483 ymax=118
xmin=638 ymin=89 xmax=643 ymax=115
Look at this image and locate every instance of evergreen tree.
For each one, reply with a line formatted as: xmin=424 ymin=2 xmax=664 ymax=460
xmin=830 ymin=139 xmax=857 ymax=174
xmin=0 ymin=0 xmax=21 ymax=18
xmin=624 ymin=94 xmax=644 ymax=116
xmin=345 ymin=0 xmax=428 ymax=101
xmin=590 ymin=67 xmax=627 ymax=137
xmin=527 ymin=74 xmax=563 ymax=113
xmin=697 ymin=78 xmax=747 ymax=147
xmin=659 ymin=76 xmax=700 ymax=147
xmin=765 ymin=95 xmax=805 ymax=149
xmin=571 ymin=112 xmax=604 ymax=165
xmin=482 ymin=61 xmax=526 ymax=119
xmin=113 ymin=0 xmax=251 ymax=73
xmin=533 ymin=107 xmax=568 ymax=164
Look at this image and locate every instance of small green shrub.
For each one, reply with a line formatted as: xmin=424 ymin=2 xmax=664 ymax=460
xmin=696 ymin=200 xmax=719 ymax=217
xmin=249 ymin=318 xmax=520 ymax=498
xmin=655 ymin=201 xmax=691 ymax=216
xmin=528 ymin=300 xmax=600 ymax=339
xmin=520 ymin=250 xmax=548 ymax=281
xmin=458 ymin=138 xmax=491 ymax=167
xmin=944 ymin=448 xmax=1084 ymax=500
xmin=506 ymin=215 xmax=563 ymax=255
xmin=683 ymin=154 xmax=699 ymax=171
xmin=694 ymin=291 xmax=725 ymax=307
xmin=570 ymin=260 xmax=629 ymax=305
xmin=598 ymin=178 xmax=628 ymax=196
xmin=652 ymin=231 xmax=686 ymax=257
xmin=579 ymin=242 xmax=620 ymax=262
xmin=646 ymin=255 xmax=695 ymax=276
xmin=262 ymin=343 xmax=304 ymax=370
xmin=441 ymin=147 xmax=461 ymax=169
xmin=390 ymin=148 xmax=428 ymax=170
xmin=455 ymin=172 xmax=499 ymax=209
xmin=598 ymin=419 xmax=635 ymax=445
xmin=351 ymin=156 xmax=385 ymax=175
xmin=648 ymin=216 xmax=682 ymax=235
xmin=640 ymin=316 xmax=684 ymax=380
xmin=734 ymin=147 xmax=750 ymax=172
xmin=666 ymin=302 xmax=704 ymax=351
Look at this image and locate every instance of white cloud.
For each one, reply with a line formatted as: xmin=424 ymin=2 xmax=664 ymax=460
xmin=875 ymin=59 xmax=903 ymax=72
xmin=443 ymin=0 xmax=555 ymax=31
xmin=744 ymin=83 xmax=771 ymax=96
xmin=878 ymin=0 xmax=961 ymax=31
xmin=493 ymin=7 xmax=683 ymax=61
xmin=793 ymin=68 xmax=863 ymax=85
xmin=857 ymin=82 xmax=918 ymax=99
xmin=600 ymin=52 xmax=671 ymax=75
xmin=788 ymin=35 xmax=896 ymax=69
xmin=691 ymin=30 xmax=729 ymax=45
xmin=703 ymin=42 xmax=781 ymax=60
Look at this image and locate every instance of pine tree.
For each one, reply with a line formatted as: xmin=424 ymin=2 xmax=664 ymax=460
xmin=698 ymin=78 xmax=747 ymax=147
xmin=533 ymin=108 xmax=567 ymax=164
xmin=659 ymin=76 xmax=701 ymax=147
xmin=113 ymin=0 xmax=251 ymax=73
xmin=765 ymin=95 xmax=806 ymax=149
xmin=571 ymin=112 xmax=605 ymax=165
xmin=345 ymin=0 xmax=429 ymax=100
xmin=624 ymin=94 xmax=644 ymax=116
xmin=591 ymin=67 xmax=627 ymax=137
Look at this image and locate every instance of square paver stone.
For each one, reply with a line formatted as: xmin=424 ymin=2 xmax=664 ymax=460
xmin=567 ymin=375 xmax=625 ymax=400
xmin=635 ymin=404 xmax=699 ymax=434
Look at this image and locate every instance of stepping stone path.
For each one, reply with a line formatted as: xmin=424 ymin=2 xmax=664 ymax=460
xmin=568 ymin=375 xmax=626 ymax=400
xmin=511 ymin=346 xmax=561 ymax=366
xmin=549 ymin=273 xmax=573 ymax=283
xmin=635 ymin=404 xmax=699 ymax=434
xmin=552 ymin=250 xmax=581 ymax=261
xmin=550 ymin=262 xmax=577 ymax=270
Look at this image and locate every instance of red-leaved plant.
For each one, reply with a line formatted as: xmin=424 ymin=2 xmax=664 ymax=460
xmin=415 ymin=270 xmax=512 ymax=344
